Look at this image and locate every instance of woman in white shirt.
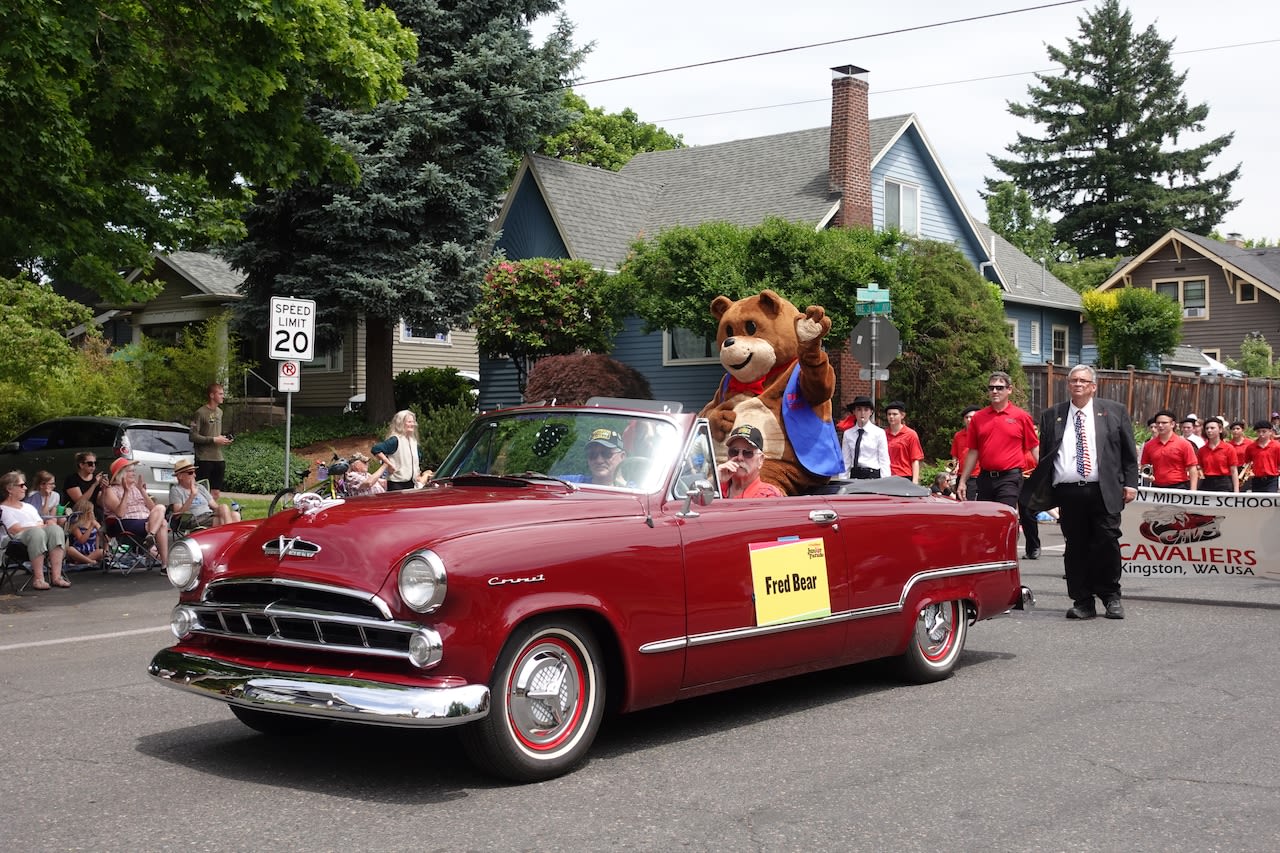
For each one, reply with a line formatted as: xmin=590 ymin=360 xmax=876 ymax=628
xmin=1 ymin=470 xmax=69 ymax=589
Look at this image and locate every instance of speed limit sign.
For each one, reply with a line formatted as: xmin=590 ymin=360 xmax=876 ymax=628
xmin=269 ymin=296 xmax=316 ymax=361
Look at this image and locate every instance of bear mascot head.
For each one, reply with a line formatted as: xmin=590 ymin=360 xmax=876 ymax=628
xmin=698 ymin=289 xmax=844 ymax=495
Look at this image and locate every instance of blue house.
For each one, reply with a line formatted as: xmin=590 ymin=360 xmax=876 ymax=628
xmin=489 ymin=65 xmax=1081 ymax=411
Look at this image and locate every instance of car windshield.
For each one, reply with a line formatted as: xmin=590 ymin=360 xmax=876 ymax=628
xmin=437 ymin=410 xmax=680 ymax=492
xmin=127 ymin=427 xmax=194 ymax=455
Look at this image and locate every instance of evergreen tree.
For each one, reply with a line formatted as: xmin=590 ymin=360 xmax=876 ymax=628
xmin=987 ymin=0 xmax=1239 ymax=257
xmin=229 ymin=1 xmax=583 ymax=425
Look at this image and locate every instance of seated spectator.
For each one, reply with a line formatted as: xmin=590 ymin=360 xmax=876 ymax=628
xmin=65 ymin=498 xmax=105 ymax=567
xmin=344 ymin=452 xmax=389 ymax=496
xmin=168 ymin=459 xmax=238 ymax=527
xmin=24 ymin=470 xmax=62 ymax=521
xmin=101 ymin=458 xmax=169 ymax=565
xmin=62 ymin=452 xmax=109 ymax=522
xmin=1 ymin=470 xmax=69 ymax=589
xmin=717 ymin=425 xmax=783 ymax=499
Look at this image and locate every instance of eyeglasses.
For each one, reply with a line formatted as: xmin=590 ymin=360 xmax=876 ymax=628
xmin=727 ymin=447 xmax=757 ymax=459
xmin=987 ymin=385 xmax=1008 ymax=391
xmin=12 ymin=482 xmax=26 ymax=488
xmin=81 ymin=460 xmax=96 ymax=467
xmin=586 ymin=448 xmax=618 ymax=460
xmin=1067 ymin=379 xmax=1094 ymax=386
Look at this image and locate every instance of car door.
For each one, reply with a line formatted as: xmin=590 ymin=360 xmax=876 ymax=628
xmin=676 ymin=492 xmax=849 ymax=689
xmin=1 ymin=421 xmax=65 ymax=479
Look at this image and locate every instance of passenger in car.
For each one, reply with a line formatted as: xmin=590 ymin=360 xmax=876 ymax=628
xmin=717 ymin=425 xmax=783 ymax=499
xmin=100 ymin=458 xmax=169 ymax=566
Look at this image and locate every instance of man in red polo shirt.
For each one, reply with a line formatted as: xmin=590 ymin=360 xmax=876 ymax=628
xmin=1244 ymin=419 xmax=1280 ymax=493
xmin=884 ymin=400 xmax=924 ymax=484
xmin=1196 ymin=417 xmax=1239 ymax=492
xmin=1140 ymin=409 xmax=1199 ymax=489
xmin=957 ymin=371 xmax=1040 ymax=556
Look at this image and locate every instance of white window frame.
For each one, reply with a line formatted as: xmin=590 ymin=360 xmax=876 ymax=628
xmin=662 ymin=327 xmax=719 ymax=366
xmin=401 ymin=319 xmax=453 ymax=346
xmin=1154 ymin=278 xmax=1208 ymax=320
xmin=1237 ymin=282 xmax=1258 ymax=304
xmin=1051 ymin=324 xmax=1069 ymax=367
xmin=302 ymin=345 xmax=343 ymax=373
xmin=1005 ymin=319 xmax=1018 ymax=350
xmin=884 ymin=179 xmax=920 ymax=236
xmin=1029 ymin=320 xmax=1041 ymax=356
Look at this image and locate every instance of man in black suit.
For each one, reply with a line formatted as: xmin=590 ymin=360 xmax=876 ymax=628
xmin=1022 ymin=365 xmax=1139 ymax=620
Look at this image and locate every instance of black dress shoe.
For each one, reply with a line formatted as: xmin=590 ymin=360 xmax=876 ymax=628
xmin=1103 ymin=598 xmax=1125 ymax=619
xmin=1066 ymin=603 xmax=1097 ymax=620
xmin=1024 ymin=547 xmax=1041 ymax=560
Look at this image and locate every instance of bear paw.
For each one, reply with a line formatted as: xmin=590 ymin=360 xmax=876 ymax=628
xmin=795 ymin=306 xmax=830 ymax=343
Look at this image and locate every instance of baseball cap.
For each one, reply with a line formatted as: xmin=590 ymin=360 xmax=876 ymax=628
xmin=586 ymin=428 xmax=624 ymax=452
xmin=727 ymin=424 xmax=765 ymax=451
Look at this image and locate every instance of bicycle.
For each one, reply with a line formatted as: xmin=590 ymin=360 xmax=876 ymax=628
xmin=269 ymin=456 xmax=352 ymax=515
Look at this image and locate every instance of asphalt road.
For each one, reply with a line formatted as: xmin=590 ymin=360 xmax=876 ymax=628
xmin=4 ymin=525 xmax=1280 ymax=852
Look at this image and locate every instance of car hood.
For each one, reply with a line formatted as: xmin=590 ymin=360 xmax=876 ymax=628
xmin=207 ymin=482 xmax=649 ymax=593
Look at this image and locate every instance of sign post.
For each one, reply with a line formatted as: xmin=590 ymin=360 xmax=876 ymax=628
xmin=270 ymin=297 xmax=316 ymax=489
xmin=849 ymin=284 xmax=897 ymax=409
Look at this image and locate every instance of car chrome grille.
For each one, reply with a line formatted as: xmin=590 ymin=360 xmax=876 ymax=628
xmin=192 ymin=579 xmax=418 ymax=662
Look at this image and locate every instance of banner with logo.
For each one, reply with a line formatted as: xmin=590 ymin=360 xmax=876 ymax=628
xmin=1120 ymin=487 xmax=1280 ymax=581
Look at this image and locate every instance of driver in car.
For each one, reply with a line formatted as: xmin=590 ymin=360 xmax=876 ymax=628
xmin=584 ymin=429 xmax=628 ymax=486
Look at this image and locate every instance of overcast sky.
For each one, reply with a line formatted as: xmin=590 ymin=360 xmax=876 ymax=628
xmin=532 ymin=0 xmax=1279 ymax=245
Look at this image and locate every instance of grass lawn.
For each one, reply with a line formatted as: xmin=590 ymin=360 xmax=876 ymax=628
xmin=233 ymin=496 xmax=272 ymax=521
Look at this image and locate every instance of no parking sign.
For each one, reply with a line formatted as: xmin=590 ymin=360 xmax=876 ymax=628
xmin=278 ymin=359 xmax=300 ymax=393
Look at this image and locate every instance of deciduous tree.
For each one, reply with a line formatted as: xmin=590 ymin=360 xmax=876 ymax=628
xmin=536 ymin=91 xmax=684 ymax=171
xmin=473 ymin=258 xmax=623 ymax=392
xmin=987 ymin=0 xmax=1239 ymax=256
xmin=0 ymin=0 xmax=416 ymax=298
xmin=1082 ymin=287 xmax=1182 ymax=370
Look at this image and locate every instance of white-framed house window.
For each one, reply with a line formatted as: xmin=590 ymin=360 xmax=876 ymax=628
xmin=1029 ymin=320 xmax=1041 ymax=356
xmin=1202 ymin=348 xmax=1222 ymax=361
xmin=1154 ymin=278 xmax=1208 ymax=319
xmin=662 ymin=327 xmax=719 ymax=366
xmin=1005 ymin=319 xmax=1018 ymax=350
xmin=1237 ymin=282 xmax=1258 ymax=304
xmin=303 ymin=346 xmax=343 ymax=372
xmin=1051 ymin=324 xmax=1069 ymax=366
xmin=884 ymin=179 xmax=920 ymax=236
xmin=401 ymin=320 xmax=452 ymax=345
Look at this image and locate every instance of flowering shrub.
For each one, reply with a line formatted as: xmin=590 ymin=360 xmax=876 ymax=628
xmin=473 ymin=258 xmax=623 ymax=389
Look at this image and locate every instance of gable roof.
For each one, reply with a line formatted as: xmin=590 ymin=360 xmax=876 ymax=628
xmin=121 ymin=250 xmax=245 ymax=301
xmin=1100 ymin=228 xmax=1280 ymax=301
xmin=972 ymin=222 xmax=1082 ymax=310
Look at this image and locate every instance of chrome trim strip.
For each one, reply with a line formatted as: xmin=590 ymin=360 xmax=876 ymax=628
xmin=148 ymin=649 xmax=489 ymax=728
xmin=638 ymin=561 xmax=1016 ymax=654
xmin=203 ymin=577 xmax=393 ymax=620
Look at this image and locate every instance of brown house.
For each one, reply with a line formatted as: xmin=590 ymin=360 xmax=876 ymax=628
xmin=1098 ymin=229 xmax=1280 ymax=364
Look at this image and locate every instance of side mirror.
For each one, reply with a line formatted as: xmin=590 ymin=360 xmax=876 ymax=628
xmin=678 ymin=479 xmax=715 ymax=518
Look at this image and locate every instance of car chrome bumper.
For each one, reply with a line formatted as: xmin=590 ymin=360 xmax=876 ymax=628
xmin=148 ymin=648 xmax=490 ymax=728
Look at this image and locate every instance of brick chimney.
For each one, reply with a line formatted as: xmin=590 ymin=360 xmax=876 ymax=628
xmin=1224 ymin=232 xmax=1245 ymax=248
xmin=829 ymin=65 xmax=873 ymax=229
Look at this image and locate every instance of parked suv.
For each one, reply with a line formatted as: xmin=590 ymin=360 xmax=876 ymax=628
xmin=0 ymin=417 xmax=195 ymax=503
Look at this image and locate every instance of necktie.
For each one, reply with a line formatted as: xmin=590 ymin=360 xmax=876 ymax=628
xmin=852 ymin=428 xmax=864 ymax=471
xmin=1075 ymin=410 xmax=1091 ymax=478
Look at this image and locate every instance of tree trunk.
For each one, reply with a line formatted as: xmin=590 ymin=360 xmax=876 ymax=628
xmin=364 ymin=314 xmax=396 ymax=426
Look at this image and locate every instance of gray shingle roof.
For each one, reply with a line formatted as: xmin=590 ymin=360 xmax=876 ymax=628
xmin=972 ymin=222 xmax=1081 ymax=310
xmin=526 ymin=117 xmax=914 ymax=270
xmin=163 ymin=251 xmax=245 ymax=297
xmin=1171 ymin=229 xmax=1280 ymax=293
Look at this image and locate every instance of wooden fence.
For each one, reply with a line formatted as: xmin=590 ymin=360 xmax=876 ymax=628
xmin=1023 ymin=365 xmax=1280 ymax=425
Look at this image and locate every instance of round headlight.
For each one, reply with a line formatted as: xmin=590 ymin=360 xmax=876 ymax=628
xmin=166 ymin=539 xmax=203 ymax=591
xmin=398 ymin=549 xmax=447 ymax=613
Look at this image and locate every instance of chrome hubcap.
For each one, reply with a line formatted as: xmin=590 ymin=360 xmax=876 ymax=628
xmin=508 ymin=641 xmax=581 ymax=749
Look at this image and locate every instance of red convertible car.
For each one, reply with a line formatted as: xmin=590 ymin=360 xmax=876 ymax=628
xmin=149 ymin=400 xmax=1028 ymax=782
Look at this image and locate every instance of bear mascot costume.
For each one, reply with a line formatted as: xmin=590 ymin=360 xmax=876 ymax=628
xmin=699 ymin=289 xmax=844 ymax=495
